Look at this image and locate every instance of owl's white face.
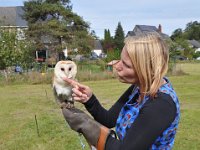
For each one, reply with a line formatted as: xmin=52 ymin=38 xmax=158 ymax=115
xmin=54 ymin=61 xmax=77 ymax=82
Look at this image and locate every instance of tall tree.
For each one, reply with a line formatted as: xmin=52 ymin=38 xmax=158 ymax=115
xmin=171 ymin=21 xmax=200 ymax=41
xmin=114 ymin=22 xmax=125 ymax=51
xmin=104 ymin=29 xmax=112 ymax=41
xmin=170 ymin=28 xmax=184 ymax=41
xmin=103 ymin=29 xmax=114 ymax=52
xmin=23 ymin=0 xmax=93 ymax=54
xmin=184 ymin=21 xmax=200 ymax=41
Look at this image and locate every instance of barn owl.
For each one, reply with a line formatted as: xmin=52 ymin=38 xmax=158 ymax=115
xmin=53 ymin=60 xmax=77 ymax=108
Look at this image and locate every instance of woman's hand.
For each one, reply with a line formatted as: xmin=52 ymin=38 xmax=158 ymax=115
xmin=62 ymin=77 xmax=92 ymax=103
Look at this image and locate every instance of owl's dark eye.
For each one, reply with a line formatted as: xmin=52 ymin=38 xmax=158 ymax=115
xmin=61 ymin=68 xmax=65 ymax=71
xmin=68 ymin=67 xmax=72 ymax=71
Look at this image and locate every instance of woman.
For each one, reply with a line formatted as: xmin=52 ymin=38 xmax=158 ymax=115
xmin=62 ymin=32 xmax=180 ymax=150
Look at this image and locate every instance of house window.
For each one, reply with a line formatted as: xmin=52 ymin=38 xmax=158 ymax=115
xmin=35 ymin=50 xmax=47 ymax=62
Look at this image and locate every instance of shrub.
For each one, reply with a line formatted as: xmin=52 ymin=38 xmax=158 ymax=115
xmin=0 ymin=61 xmax=115 ymax=85
xmin=0 ymin=71 xmax=53 ymax=85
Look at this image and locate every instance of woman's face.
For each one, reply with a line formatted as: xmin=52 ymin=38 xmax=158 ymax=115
xmin=115 ymin=47 xmax=139 ymax=84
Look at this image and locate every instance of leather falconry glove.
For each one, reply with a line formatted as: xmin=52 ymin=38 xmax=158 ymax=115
xmin=62 ymin=108 xmax=110 ymax=150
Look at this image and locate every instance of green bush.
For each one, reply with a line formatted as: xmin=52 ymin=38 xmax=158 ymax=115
xmin=0 ymin=60 xmax=115 ymax=85
xmin=3 ymin=60 xmax=197 ymax=85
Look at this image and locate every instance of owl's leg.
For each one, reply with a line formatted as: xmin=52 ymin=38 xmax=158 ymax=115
xmin=60 ymin=101 xmax=74 ymax=109
xmin=60 ymin=102 xmax=68 ymax=109
xmin=67 ymin=96 xmax=74 ymax=108
xmin=66 ymin=101 xmax=74 ymax=108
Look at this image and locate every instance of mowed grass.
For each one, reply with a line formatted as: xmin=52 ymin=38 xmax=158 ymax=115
xmin=0 ymin=63 xmax=200 ymax=150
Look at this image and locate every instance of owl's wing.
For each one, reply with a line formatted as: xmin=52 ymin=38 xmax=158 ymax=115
xmin=53 ymin=86 xmax=62 ymax=104
xmin=53 ymin=86 xmax=59 ymax=102
xmin=53 ymin=85 xmax=73 ymax=103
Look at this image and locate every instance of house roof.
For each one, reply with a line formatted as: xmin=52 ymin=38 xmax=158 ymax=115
xmin=136 ymin=25 xmax=158 ymax=32
xmin=127 ymin=31 xmax=136 ymax=36
xmin=188 ymin=40 xmax=200 ymax=48
xmin=126 ymin=24 xmax=170 ymax=40
xmin=94 ymin=40 xmax=103 ymax=50
xmin=0 ymin=6 xmax=27 ymax=27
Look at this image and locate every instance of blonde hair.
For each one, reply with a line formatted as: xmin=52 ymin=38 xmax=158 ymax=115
xmin=125 ymin=32 xmax=169 ymax=100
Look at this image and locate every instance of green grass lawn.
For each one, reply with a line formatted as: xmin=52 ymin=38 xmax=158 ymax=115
xmin=0 ymin=63 xmax=200 ymax=150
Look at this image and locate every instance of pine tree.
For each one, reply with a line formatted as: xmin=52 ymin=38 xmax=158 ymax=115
xmin=103 ymin=29 xmax=114 ymax=52
xmin=114 ymin=22 xmax=125 ymax=51
xmin=104 ymin=29 xmax=108 ymax=41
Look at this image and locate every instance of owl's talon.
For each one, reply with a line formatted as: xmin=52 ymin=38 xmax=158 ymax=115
xmin=60 ymin=102 xmax=74 ymax=109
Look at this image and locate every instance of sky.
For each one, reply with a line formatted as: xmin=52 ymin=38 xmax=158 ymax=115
xmin=0 ymin=0 xmax=200 ymax=39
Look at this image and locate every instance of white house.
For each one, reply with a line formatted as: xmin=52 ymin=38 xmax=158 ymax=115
xmin=0 ymin=6 xmax=28 ymax=40
xmin=91 ymin=40 xmax=103 ymax=56
xmin=188 ymin=40 xmax=200 ymax=53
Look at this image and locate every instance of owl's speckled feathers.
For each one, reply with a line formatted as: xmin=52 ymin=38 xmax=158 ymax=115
xmin=53 ymin=60 xmax=77 ymax=108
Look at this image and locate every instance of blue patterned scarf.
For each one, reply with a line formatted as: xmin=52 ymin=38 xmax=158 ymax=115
xmin=115 ymin=78 xmax=180 ymax=149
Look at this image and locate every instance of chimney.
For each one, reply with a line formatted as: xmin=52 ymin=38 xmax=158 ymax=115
xmin=158 ymin=24 xmax=162 ymax=33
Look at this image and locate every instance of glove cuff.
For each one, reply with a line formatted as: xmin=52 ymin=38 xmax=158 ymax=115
xmin=97 ymin=126 xmax=110 ymax=150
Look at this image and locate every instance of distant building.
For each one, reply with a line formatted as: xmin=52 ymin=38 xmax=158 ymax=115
xmin=0 ymin=6 xmax=61 ymax=64
xmin=90 ymin=40 xmax=107 ymax=59
xmin=127 ymin=24 xmax=169 ymax=40
xmin=188 ymin=39 xmax=200 ymax=53
xmin=0 ymin=6 xmax=27 ymax=40
xmin=92 ymin=40 xmax=103 ymax=56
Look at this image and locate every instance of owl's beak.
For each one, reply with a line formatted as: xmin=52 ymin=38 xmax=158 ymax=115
xmin=67 ymin=74 xmax=73 ymax=79
xmin=62 ymin=77 xmax=77 ymax=88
